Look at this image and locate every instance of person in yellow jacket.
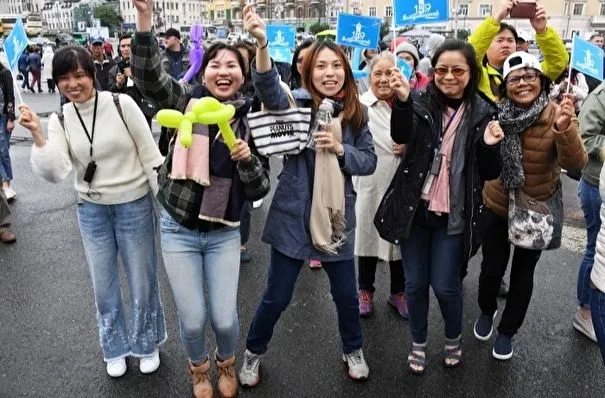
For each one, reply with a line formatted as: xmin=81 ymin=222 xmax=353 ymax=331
xmin=469 ymin=0 xmax=568 ymax=103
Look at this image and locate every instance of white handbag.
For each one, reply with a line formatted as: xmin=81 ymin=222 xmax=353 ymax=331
xmin=247 ymin=107 xmax=312 ymax=156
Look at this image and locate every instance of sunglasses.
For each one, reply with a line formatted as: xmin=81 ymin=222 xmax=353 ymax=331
xmin=434 ymin=66 xmax=469 ymax=77
xmin=506 ymin=71 xmax=539 ymax=86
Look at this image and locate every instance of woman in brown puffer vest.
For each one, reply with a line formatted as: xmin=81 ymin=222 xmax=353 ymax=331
xmin=472 ymin=52 xmax=587 ymax=361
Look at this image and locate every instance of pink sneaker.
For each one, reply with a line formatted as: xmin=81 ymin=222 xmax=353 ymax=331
xmin=388 ymin=293 xmax=409 ymax=319
xmin=358 ymin=289 xmax=374 ymax=317
xmin=309 ymin=259 xmax=322 ymax=269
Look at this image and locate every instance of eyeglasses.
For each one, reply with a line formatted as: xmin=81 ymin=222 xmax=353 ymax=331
xmin=506 ymin=71 xmax=539 ymax=86
xmin=434 ymin=66 xmax=469 ymax=77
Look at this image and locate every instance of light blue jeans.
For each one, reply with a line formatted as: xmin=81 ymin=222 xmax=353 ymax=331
xmin=77 ymin=192 xmax=166 ymax=361
xmin=159 ymin=209 xmax=240 ymax=363
xmin=0 ymin=114 xmax=12 ymax=183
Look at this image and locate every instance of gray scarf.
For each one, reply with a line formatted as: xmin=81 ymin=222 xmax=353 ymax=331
xmin=498 ymin=91 xmax=549 ymax=189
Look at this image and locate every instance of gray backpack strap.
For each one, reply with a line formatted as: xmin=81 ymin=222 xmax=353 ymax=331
xmin=112 ymin=93 xmax=127 ymax=127
xmin=57 ymin=111 xmax=65 ymax=130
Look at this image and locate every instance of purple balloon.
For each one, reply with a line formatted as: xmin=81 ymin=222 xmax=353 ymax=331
xmin=180 ymin=23 xmax=205 ymax=83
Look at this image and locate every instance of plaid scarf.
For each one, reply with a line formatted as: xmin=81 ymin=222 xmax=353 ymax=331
xmin=498 ymin=91 xmax=549 ymax=190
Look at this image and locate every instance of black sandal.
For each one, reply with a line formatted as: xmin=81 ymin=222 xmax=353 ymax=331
xmin=407 ymin=343 xmax=427 ymax=375
xmin=442 ymin=337 xmax=462 ymax=368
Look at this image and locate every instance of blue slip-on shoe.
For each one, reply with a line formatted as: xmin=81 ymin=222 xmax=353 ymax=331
xmin=492 ymin=333 xmax=513 ymax=360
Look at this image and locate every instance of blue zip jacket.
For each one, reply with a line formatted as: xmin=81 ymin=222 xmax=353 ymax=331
xmin=252 ymin=63 xmax=377 ymax=261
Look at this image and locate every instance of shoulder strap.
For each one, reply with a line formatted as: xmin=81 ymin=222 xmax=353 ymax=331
xmin=112 ymin=93 xmax=127 ymax=127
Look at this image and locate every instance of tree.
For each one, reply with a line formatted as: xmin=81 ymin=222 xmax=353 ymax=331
xmin=310 ymin=22 xmax=331 ymax=35
xmin=94 ymin=5 xmax=123 ymax=28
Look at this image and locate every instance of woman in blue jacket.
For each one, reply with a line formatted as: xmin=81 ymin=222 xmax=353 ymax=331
xmin=239 ymin=5 xmax=377 ymax=386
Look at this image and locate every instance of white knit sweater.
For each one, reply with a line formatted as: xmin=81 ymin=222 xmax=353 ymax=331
xmin=592 ymin=164 xmax=605 ymax=292
xmin=30 ymin=91 xmax=164 ymax=205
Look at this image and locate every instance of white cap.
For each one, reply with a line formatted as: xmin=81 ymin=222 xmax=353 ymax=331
xmin=503 ymin=51 xmax=543 ymax=80
xmin=516 ymin=30 xmax=532 ymax=42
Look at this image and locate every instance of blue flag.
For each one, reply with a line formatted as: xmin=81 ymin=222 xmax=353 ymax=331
xmin=393 ymin=0 xmax=449 ymax=27
xmin=268 ymin=47 xmax=292 ymax=64
xmin=570 ymin=35 xmax=604 ymax=81
xmin=4 ymin=18 xmax=29 ymax=70
xmin=397 ymin=58 xmax=414 ymax=80
xmin=336 ymin=13 xmax=381 ymax=50
xmin=266 ymin=25 xmax=296 ymax=49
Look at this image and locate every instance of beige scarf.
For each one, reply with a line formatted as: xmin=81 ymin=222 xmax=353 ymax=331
xmin=310 ymin=116 xmax=347 ymax=255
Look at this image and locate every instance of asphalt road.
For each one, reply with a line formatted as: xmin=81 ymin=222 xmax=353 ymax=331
xmin=1 ymin=93 xmax=604 ymax=397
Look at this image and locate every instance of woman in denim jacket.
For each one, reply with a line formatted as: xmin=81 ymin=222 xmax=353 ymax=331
xmin=239 ymin=5 xmax=377 ymax=387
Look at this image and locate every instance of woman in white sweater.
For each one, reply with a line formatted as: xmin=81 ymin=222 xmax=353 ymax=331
xmin=18 ymin=46 xmax=166 ymax=378
xmin=591 ymin=161 xmax=605 ymax=364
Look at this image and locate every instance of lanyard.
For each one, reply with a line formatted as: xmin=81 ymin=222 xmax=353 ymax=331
xmin=73 ymin=91 xmax=99 ymax=158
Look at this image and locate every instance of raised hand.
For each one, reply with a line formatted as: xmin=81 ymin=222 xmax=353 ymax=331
xmin=243 ymin=4 xmax=267 ymax=44
xmin=555 ymin=95 xmax=575 ymax=131
xmin=389 ymin=66 xmax=410 ymax=103
xmin=484 ymin=120 xmax=505 ymax=146
xmin=495 ymin=0 xmax=516 ymax=22
xmin=18 ymin=104 xmax=42 ymax=135
xmin=132 ymin=0 xmax=153 ymax=31
xmin=530 ymin=5 xmax=547 ymax=34
xmin=132 ymin=0 xmax=153 ymax=14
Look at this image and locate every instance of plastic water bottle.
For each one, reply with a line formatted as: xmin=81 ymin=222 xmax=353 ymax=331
xmin=307 ymin=99 xmax=334 ymax=150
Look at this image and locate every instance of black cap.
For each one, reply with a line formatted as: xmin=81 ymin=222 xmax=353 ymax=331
xmin=165 ymin=28 xmax=180 ymax=40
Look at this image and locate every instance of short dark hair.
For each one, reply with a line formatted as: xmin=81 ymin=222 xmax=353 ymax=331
xmin=498 ymin=23 xmax=518 ymax=42
xmin=165 ymin=28 xmax=181 ymax=40
xmin=199 ymin=41 xmax=246 ymax=82
xmin=118 ymin=33 xmax=132 ymax=43
xmin=232 ymin=40 xmax=255 ymax=74
xmin=429 ymin=39 xmax=480 ymax=106
xmin=52 ymin=46 xmax=95 ymax=83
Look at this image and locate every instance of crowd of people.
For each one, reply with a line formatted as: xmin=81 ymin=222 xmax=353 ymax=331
xmin=2 ymin=0 xmax=605 ymax=395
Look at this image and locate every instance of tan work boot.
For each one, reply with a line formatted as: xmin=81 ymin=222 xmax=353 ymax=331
xmin=189 ymin=359 xmax=213 ymax=398
xmin=216 ymin=352 xmax=238 ymax=397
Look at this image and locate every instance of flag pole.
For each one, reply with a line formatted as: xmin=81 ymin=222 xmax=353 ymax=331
xmin=566 ymin=35 xmax=575 ymax=95
xmin=392 ymin=0 xmax=396 ymax=54
xmin=9 ymin=69 xmax=24 ymax=105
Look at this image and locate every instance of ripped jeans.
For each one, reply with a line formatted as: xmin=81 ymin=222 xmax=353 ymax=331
xmin=77 ymin=193 xmax=167 ymax=361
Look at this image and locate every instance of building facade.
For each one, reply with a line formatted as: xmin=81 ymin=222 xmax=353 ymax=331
xmin=119 ymin=0 xmax=206 ymax=32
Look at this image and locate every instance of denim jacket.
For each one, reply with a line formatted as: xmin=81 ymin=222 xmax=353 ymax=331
xmin=252 ymin=64 xmax=377 ymax=261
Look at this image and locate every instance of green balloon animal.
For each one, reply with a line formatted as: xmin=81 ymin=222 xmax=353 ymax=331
xmin=155 ymin=97 xmax=237 ymax=150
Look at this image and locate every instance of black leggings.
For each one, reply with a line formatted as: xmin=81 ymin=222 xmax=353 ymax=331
xmin=357 ymin=256 xmax=406 ymax=294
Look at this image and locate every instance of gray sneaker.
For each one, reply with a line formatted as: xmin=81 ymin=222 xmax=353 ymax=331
xmin=342 ymin=348 xmax=369 ymax=380
xmin=239 ymin=349 xmax=262 ymax=387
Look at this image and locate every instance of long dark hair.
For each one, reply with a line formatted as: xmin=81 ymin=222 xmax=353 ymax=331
xmin=427 ymin=39 xmax=480 ymax=110
xmin=289 ymin=39 xmax=315 ymax=90
xmin=301 ymin=40 xmax=366 ymax=130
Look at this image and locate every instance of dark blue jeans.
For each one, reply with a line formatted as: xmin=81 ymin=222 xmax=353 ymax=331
xmin=591 ymin=286 xmax=605 ymax=365
xmin=246 ymin=247 xmax=363 ymax=354
xmin=400 ymin=214 xmax=464 ymax=344
xmin=579 ymin=178 xmax=601 ymax=307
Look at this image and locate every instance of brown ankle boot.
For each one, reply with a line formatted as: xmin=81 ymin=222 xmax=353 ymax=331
xmin=216 ymin=353 xmax=238 ymax=397
xmin=189 ymin=359 xmax=213 ymax=398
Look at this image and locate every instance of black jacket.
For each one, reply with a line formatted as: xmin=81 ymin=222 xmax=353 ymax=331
xmin=376 ymin=90 xmax=501 ymax=273
xmin=93 ymin=56 xmax=116 ymax=91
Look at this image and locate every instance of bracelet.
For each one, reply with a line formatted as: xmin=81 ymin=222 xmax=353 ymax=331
xmin=256 ymin=39 xmax=268 ymax=50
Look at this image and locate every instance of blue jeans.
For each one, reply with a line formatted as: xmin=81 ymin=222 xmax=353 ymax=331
xmin=590 ymin=286 xmax=605 ymax=365
xmin=246 ymin=247 xmax=363 ymax=355
xmin=579 ymin=178 xmax=602 ymax=307
xmin=77 ymin=193 xmax=166 ymax=361
xmin=400 ymin=215 xmax=464 ymax=343
xmin=0 ymin=114 xmax=12 ymax=182
xmin=159 ymin=209 xmax=241 ymax=362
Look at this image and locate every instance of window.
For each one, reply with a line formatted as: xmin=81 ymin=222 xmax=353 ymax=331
xmin=369 ymin=6 xmax=376 ymax=16
xmin=573 ymin=3 xmax=584 ymax=15
xmin=385 ymin=5 xmax=392 ymax=17
xmin=458 ymin=4 xmax=468 ymax=16
xmin=479 ymin=4 xmax=491 ymax=16
xmin=216 ymin=10 xmax=225 ymax=19
xmin=600 ymin=3 xmax=605 ymax=16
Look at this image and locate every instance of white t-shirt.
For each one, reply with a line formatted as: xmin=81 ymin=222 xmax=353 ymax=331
xmin=31 ymin=91 xmax=164 ymax=205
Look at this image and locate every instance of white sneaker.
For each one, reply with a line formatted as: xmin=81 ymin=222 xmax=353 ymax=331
xmin=139 ymin=350 xmax=160 ymax=374
xmin=573 ymin=307 xmax=597 ymax=342
xmin=252 ymin=199 xmax=263 ymax=208
xmin=3 ymin=187 xmax=15 ymax=201
xmin=342 ymin=348 xmax=369 ymax=380
xmin=239 ymin=349 xmax=262 ymax=387
xmin=106 ymin=357 xmax=127 ymax=377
